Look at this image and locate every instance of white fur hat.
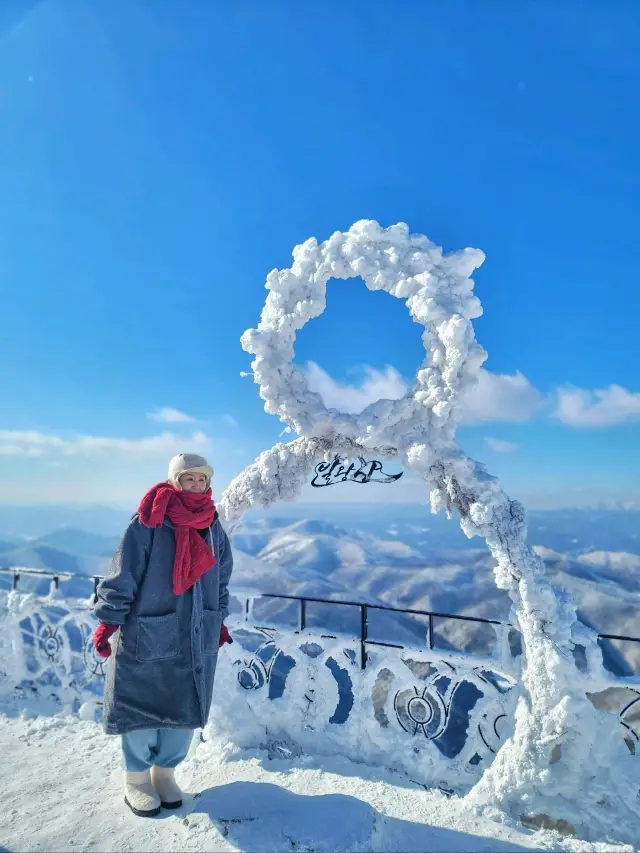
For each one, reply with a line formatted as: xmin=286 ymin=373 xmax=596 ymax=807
xmin=167 ymin=453 xmax=214 ymax=489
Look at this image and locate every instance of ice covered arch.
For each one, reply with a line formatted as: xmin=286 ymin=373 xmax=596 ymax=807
xmin=219 ymin=221 xmax=636 ymax=834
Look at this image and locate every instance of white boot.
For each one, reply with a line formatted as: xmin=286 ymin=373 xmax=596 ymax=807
xmin=123 ymin=770 xmax=161 ymax=817
xmin=151 ymin=765 xmax=183 ymax=809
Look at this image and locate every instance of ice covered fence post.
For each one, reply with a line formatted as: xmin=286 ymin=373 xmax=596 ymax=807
xmin=218 ymin=220 xmax=636 ymax=834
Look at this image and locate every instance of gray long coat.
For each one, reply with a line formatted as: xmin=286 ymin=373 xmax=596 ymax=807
xmin=93 ymin=512 xmax=233 ymax=735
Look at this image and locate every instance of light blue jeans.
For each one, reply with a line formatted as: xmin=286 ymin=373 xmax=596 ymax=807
xmin=121 ymin=728 xmax=194 ymax=772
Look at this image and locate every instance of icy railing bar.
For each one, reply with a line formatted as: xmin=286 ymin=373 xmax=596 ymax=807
xmin=0 ymin=567 xmax=74 ymax=591
xmin=249 ymin=591 xmax=508 ymax=669
xmin=597 ymin=633 xmax=640 ymax=643
xmin=1 ymin=568 xmax=101 ymax=597
xmin=255 ymin=591 xmax=506 ymax=625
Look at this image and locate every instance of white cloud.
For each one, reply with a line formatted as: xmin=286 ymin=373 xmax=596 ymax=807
xmin=459 ymin=369 xmax=545 ymax=424
xmin=223 ymin=414 xmax=239 ymax=428
xmin=304 ymin=362 xmax=640 ymax=431
xmin=304 ymin=361 xmax=407 ymax=414
xmin=147 ymin=407 xmax=195 ymax=423
xmin=304 ymin=361 xmax=544 ymax=424
xmin=576 ymin=551 xmax=640 ymax=571
xmin=0 ymin=429 xmax=211 ymax=458
xmin=554 ymin=384 xmax=640 ymax=428
xmin=485 ymin=437 xmax=518 ymax=453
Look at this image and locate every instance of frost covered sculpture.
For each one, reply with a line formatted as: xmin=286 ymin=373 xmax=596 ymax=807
xmin=220 ymin=221 xmax=637 ymax=836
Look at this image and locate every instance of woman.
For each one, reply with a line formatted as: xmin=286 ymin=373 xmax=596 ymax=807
xmin=92 ymin=453 xmax=233 ymax=818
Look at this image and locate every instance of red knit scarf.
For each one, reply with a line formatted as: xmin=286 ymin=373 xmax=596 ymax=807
xmin=138 ymin=482 xmax=217 ymax=595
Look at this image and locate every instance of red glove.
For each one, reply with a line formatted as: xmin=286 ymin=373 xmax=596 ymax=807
xmin=219 ymin=623 xmax=233 ymax=647
xmin=93 ymin=623 xmax=118 ymax=658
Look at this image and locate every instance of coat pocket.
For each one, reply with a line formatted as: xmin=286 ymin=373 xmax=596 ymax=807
xmin=136 ymin=613 xmax=179 ymax=662
xmin=202 ymin=608 xmax=223 ymax=655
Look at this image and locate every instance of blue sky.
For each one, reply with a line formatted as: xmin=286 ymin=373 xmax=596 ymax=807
xmin=1 ymin=0 xmax=639 ymax=508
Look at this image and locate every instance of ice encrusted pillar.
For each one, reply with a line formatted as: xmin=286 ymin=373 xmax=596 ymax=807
xmin=411 ymin=445 xmax=639 ymax=840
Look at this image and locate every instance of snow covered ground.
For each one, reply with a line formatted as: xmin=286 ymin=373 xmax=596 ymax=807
xmin=0 ymin=698 xmax=633 ymax=853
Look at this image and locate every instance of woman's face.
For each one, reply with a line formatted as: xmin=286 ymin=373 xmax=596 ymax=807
xmin=179 ymin=472 xmax=208 ymax=493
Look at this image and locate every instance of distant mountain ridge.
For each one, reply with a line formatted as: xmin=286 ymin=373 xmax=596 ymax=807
xmin=0 ymin=528 xmax=119 ymax=577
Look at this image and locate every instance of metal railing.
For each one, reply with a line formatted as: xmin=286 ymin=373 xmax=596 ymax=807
xmin=2 ymin=566 xmax=640 ymax=671
xmin=248 ymin=591 xmax=510 ymax=669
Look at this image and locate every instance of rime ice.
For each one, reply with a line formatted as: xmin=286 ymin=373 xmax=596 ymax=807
xmin=220 ymin=220 xmax=640 ymax=842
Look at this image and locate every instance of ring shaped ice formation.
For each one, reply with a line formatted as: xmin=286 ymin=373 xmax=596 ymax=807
xmin=220 ymin=221 xmax=638 ymax=839
xmin=239 ymin=219 xmax=487 ymax=448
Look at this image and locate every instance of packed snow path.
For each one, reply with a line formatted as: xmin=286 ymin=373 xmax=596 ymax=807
xmin=0 ymin=706 xmax=633 ymax=853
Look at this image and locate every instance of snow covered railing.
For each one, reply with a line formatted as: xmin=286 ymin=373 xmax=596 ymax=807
xmin=0 ymin=567 xmax=638 ymax=797
xmin=2 ymin=567 xmax=639 ymax=677
xmin=0 ymin=575 xmax=106 ymax=716
xmin=210 ymin=589 xmax=522 ymax=791
xmin=4 ymin=567 xmax=639 ymax=648
xmin=222 ymin=591 xmax=639 ymax=780
xmin=2 ymin=567 xmax=74 ymax=590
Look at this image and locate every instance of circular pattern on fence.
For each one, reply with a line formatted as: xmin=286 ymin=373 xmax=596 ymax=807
xmin=407 ymin=694 xmax=434 ymax=725
xmin=83 ymin=633 xmax=106 ymax=679
xmin=395 ymin=685 xmax=448 ymax=739
xmin=238 ymin=658 xmax=269 ymax=691
xmin=38 ymin=624 xmax=64 ymax=665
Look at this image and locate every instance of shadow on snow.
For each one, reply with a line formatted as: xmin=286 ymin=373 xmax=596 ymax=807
xmin=186 ymin=780 xmax=534 ymax=853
